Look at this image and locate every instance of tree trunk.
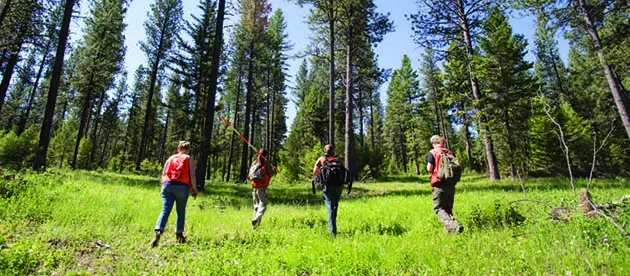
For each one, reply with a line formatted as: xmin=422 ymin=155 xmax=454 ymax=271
xmin=72 ymin=93 xmax=93 ymax=169
xmin=17 ymin=49 xmax=48 ymax=135
xmin=226 ymin=57 xmax=243 ymax=183
xmin=160 ymin=107 xmax=170 ymax=163
xmin=458 ymin=0 xmax=499 ymax=180
xmin=0 ymin=43 xmax=22 ymax=115
xmin=504 ymin=108 xmax=517 ymax=177
xmin=400 ymin=132 xmax=407 ymax=173
xmin=239 ymin=40 xmax=255 ymax=183
xmin=462 ymin=104 xmax=473 ymax=170
xmin=33 ymin=0 xmax=74 ymax=170
xmin=358 ymin=86 xmax=364 ymax=148
xmin=0 ymin=0 xmax=13 ymax=29
xmin=576 ymin=0 xmax=630 ymax=141
xmin=196 ymin=0 xmax=225 ymax=190
xmin=137 ymin=14 xmax=170 ymax=170
xmin=270 ymin=81 xmax=276 ymax=161
xmin=344 ymin=18 xmax=354 ymax=178
xmin=328 ymin=0 xmax=336 ymax=148
xmin=99 ymin=119 xmax=113 ymax=168
xmin=369 ymin=91 xmax=375 ymax=150
xmin=88 ymin=89 xmax=108 ymax=166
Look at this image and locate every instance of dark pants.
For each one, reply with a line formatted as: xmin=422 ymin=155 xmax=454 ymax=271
xmin=155 ymin=182 xmax=190 ymax=233
xmin=432 ymin=182 xmax=462 ymax=233
xmin=323 ymin=185 xmax=343 ymax=235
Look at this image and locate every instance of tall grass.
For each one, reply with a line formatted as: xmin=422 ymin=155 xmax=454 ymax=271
xmin=0 ymin=170 xmax=628 ymax=274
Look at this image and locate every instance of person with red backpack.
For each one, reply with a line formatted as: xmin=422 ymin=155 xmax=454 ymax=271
xmin=151 ymin=141 xmax=198 ymax=247
xmin=313 ymin=144 xmax=351 ymax=236
xmin=427 ymin=135 xmax=463 ymax=233
xmin=249 ymin=148 xmax=276 ymax=227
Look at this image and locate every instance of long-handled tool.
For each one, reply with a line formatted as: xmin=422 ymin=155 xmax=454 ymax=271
xmin=220 ymin=116 xmax=280 ymax=174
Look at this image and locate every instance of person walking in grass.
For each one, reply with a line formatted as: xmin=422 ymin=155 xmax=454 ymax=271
xmin=427 ymin=135 xmax=463 ymax=233
xmin=249 ymin=148 xmax=276 ymax=227
xmin=313 ymin=144 xmax=351 ymax=236
xmin=151 ymin=141 xmax=198 ymax=247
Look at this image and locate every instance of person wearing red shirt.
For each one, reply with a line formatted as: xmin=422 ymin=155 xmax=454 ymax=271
xmin=250 ymin=148 xmax=276 ymax=226
xmin=427 ymin=135 xmax=463 ymax=233
xmin=151 ymin=141 xmax=198 ymax=247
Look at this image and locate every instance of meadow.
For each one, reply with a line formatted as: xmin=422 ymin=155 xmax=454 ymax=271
xmin=1 ymin=170 xmax=629 ymax=275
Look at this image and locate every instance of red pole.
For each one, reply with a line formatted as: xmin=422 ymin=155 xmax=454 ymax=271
xmin=220 ymin=116 xmax=280 ymax=174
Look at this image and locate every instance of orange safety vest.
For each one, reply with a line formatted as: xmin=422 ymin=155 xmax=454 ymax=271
xmin=251 ymin=162 xmax=271 ymax=188
xmin=162 ymin=154 xmax=191 ymax=186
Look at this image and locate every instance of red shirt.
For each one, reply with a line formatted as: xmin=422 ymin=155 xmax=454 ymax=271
xmin=427 ymin=147 xmax=452 ymax=187
xmin=162 ymin=154 xmax=191 ymax=187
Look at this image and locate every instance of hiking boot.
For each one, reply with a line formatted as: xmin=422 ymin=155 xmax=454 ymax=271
xmin=176 ymin=233 xmax=187 ymax=244
xmin=150 ymin=231 xmax=161 ymax=247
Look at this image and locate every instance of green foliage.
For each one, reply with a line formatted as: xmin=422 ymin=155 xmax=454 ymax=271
xmin=466 ymin=201 xmax=526 ymax=230
xmin=140 ymin=158 xmax=162 ymax=176
xmin=76 ymin=138 xmax=93 ymax=169
xmin=0 ymin=127 xmax=38 ymax=169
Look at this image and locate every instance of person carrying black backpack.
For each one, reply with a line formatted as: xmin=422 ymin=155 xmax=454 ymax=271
xmin=313 ymin=144 xmax=351 ymax=236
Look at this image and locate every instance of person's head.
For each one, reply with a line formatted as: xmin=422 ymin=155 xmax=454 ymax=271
xmin=257 ymin=148 xmax=269 ymax=164
xmin=324 ymin=144 xmax=334 ymax=155
xmin=430 ymin=135 xmax=445 ymax=148
xmin=178 ymin=141 xmax=190 ymax=154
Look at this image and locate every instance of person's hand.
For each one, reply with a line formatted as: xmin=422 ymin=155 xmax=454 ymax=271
xmin=192 ymin=190 xmax=198 ymax=199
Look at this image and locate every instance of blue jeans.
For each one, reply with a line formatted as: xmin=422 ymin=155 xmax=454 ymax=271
xmin=323 ymin=185 xmax=343 ymax=235
xmin=154 ymin=182 xmax=190 ymax=233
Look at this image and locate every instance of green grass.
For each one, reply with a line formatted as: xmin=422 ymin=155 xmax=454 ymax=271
xmin=1 ymin=170 xmax=629 ymax=275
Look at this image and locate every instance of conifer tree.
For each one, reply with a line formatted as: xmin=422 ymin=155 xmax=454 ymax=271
xmin=410 ymin=0 xmax=501 ymax=180
xmin=136 ymin=0 xmax=182 ymax=170
xmin=33 ymin=0 xmax=76 ymax=170
xmin=70 ymin=0 xmax=128 ymax=169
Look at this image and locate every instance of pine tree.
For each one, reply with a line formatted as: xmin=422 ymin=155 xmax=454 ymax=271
xmin=384 ymin=55 xmax=420 ymax=174
xmin=136 ymin=0 xmax=183 ymax=170
xmin=197 ymin=0 xmax=226 ymax=189
xmin=237 ymin=0 xmax=270 ymax=182
xmin=69 ymin=0 xmax=128 ymax=169
xmin=476 ymin=7 xmax=534 ymax=178
xmin=33 ymin=0 xmax=76 ymax=170
xmin=409 ymin=0 xmax=501 ymax=180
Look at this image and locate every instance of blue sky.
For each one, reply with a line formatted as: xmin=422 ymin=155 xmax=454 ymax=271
xmin=74 ymin=0 xmax=569 ymax=129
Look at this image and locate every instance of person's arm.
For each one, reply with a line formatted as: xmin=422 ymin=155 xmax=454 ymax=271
xmin=313 ymin=158 xmax=322 ymax=176
xmin=188 ymin=156 xmax=198 ymax=198
xmin=267 ymin=162 xmax=277 ymax=177
xmin=426 ymin=152 xmax=435 ymax=173
xmin=161 ymin=158 xmax=170 ymax=185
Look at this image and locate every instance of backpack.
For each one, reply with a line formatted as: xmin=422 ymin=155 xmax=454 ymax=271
xmin=248 ymin=162 xmax=264 ymax=182
xmin=317 ymin=156 xmax=348 ymax=187
xmin=437 ymin=150 xmax=462 ymax=183
xmin=165 ymin=154 xmax=190 ymax=184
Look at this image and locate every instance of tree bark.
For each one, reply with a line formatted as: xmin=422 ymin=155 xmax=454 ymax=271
xmin=17 ymin=48 xmax=48 ymax=135
xmin=457 ymin=0 xmax=499 ymax=180
xmin=344 ymin=16 xmax=354 ymax=178
xmin=462 ymin=104 xmax=473 ymax=170
xmin=0 ymin=42 xmax=22 ymax=115
xmin=196 ymin=0 xmax=225 ymax=190
xmin=239 ymin=40 xmax=255 ymax=183
xmin=328 ymin=0 xmax=336 ymax=148
xmin=226 ymin=56 xmax=243 ymax=183
xmin=33 ymin=0 xmax=74 ymax=170
xmin=576 ymin=0 xmax=630 ymax=141
xmin=88 ymin=89 xmax=108 ymax=166
xmin=71 ymin=92 xmax=93 ymax=169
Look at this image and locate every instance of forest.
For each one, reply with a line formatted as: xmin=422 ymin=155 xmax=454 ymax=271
xmin=0 ymin=0 xmax=629 ymax=185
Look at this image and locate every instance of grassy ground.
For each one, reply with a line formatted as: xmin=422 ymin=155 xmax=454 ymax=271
xmin=1 ymin=170 xmax=629 ymax=275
